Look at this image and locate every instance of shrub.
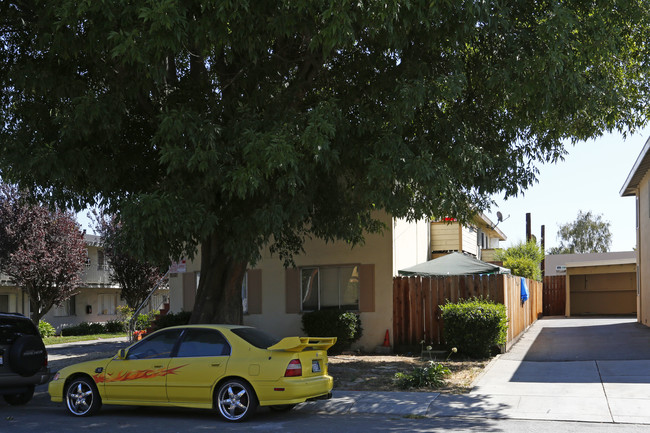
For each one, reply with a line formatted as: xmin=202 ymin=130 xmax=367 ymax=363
xmin=301 ymin=310 xmax=362 ymax=354
xmin=150 ymin=311 xmax=192 ymax=331
xmin=394 ymin=361 xmax=451 ymax=389
xmin=38 ymin=321 xmax=56 ymax=337
xmin=61 ymin=321 xmax=108 ymax=336
xmin=495 ymin=241 xmax=544 ymax=281
xmin=104 ymin=319 xmax=126 ymax=333
xmin=132 ymin=310 xmax=158 ymax=330
xmin=440 ymin=298 xmax=508 ymax=358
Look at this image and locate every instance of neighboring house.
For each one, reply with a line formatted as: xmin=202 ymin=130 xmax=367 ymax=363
xmin=621 ymin=136 xmax=650 ymax=327
xmin=168 ymin=212 xmax=506 ymax=350
xmin=430 ymin=213 xmax=506 ymax=262
xmin=546 ymin=252 xmax=636 ymax=277
xmin=0 ymin=234 xmax=167 ymax=330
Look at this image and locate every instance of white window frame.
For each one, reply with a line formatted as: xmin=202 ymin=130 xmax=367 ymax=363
xmin=98 ymin=293 xmax=117 ymax=315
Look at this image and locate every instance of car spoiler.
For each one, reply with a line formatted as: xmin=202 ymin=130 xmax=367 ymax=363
xmin=268 ymin=337 xmax=337 ymax=352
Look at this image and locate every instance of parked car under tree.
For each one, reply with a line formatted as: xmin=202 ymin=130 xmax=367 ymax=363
xmin=48 ymin=324 xmax=335 ymax=421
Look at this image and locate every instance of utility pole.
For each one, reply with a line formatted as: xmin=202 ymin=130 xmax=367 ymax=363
xmin=541 ymin=225 xmax=546 ymax=276
xmin=526 ymin=213 xmax=531 ymax=242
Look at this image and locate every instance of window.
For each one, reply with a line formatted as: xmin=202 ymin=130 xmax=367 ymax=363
xmin=97 ymin=250 xmax=105 ymax=270
xmin=176 ymin=329 xmax=231 ymax=357
xmin=301 ymin=265 xmax=359 ymax=311
xmin=0 ymin=294 xmax=16 ymax=313
xmin=98 ymin=293 xmax=116 ymax=315
xmin=231 ymin=327 xmax=280 ymax=349
xmin=54 ymin=296 xmax=76 ymax=317
xmin=127 ymin=329 xmax=182 ymax=360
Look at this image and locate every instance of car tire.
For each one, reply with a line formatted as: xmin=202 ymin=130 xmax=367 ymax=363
xmin=3 ymin=386 xmax=35 ymax=405
xmin=215 ymin=379 xmax=258 ymax=422
xmin=9 ymin=334 xmax=47 ymax=377
xmin=65 ymin=377 xmax=102 ymax=417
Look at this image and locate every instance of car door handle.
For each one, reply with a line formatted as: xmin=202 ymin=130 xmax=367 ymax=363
xmin=211 ymin=363 xmax=221 ymax=367
xmin=153 ymin=365 xmax=163 ymax=368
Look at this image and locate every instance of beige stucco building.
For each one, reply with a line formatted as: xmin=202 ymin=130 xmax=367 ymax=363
xmin=169 ymin=212 xmax=506 ymax=351
xmin=621 ymin=136 xmax=650 ymax=326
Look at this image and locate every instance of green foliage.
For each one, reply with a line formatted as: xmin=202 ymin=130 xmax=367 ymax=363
xmin=135 ymin=311 xmax=158 ymax=330
xmin=394 ymin=361 xmax=451 ymax=389
xmin=496 ymin=241 xmax=544 ymax=281
xmin=551 ymin=210 xmax=612 ymax=254
xmin=150 ymin=311 xmax=192 ymax=331
xmin=301 ymin=310 xmax=362 ymax=354
xmin=103 ymin=320 xmax=126 ymax=333
xmin=38 ymin=321 xmax=56 ymax=338
xmin=2 ymin=1 xmax=649 ymax=324
xmin=440 ymin=298 xmax=508 ymax=359
xmin=61 ymin=322 xmax=110 ymax=336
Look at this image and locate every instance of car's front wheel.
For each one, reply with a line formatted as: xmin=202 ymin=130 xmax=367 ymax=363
xmin=65 ymin=377 xmax=102 ymax=417
xmin=3 ymin=386 xmax=34 ymax=405
xmin=215 ymin=379 xmax=257 ymax=422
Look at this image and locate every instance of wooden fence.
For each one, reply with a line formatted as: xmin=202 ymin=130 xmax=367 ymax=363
xmin=543 ymin=275 xmax=566 ymax=316
xmin=393 ymin=274 xmax=542 ymax=350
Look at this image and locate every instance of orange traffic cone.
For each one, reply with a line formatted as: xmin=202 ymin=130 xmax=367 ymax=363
xmin=382 ymin=330 xmax=391 ymax=347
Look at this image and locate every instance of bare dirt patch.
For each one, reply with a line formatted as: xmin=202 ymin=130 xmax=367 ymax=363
xmin=329 ymin=354 xmax=489 ymax=394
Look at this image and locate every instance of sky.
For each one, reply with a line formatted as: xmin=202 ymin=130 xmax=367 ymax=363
xmin=487 ymin=127 xmax=650 ymax=253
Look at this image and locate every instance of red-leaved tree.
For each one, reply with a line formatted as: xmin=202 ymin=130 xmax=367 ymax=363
xmin=0 ymin=184 xmax=86 ymax=324
xmin=92 ymin=211 xmax=165 ymax=310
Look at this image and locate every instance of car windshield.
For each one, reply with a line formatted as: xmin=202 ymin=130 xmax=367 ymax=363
xmin=231 ymin=327 xmax=280 ymax=349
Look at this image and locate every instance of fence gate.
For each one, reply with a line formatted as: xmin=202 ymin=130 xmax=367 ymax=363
xmin=543 ymin=275 xmax=566 ymax=316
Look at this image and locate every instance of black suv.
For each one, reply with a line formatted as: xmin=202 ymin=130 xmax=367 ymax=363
xmin=0 ymin=312 xmax=50 ymax=405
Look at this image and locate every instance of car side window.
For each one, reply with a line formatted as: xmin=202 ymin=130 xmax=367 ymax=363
xmin=175 ymin=329 xmax=231 ymax=358
xmin=126 ymin=329 xmax=182 ymax=360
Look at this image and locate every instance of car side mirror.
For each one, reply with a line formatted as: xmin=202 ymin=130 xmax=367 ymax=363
xmin=116 ymin=349 xmax=127 ymax=360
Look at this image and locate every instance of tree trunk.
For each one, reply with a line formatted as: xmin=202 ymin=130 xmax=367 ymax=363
xmin=190 ymin=233 xmax=247 ymax=324
xmin=29 ymin=297 xmax=45 ymax=326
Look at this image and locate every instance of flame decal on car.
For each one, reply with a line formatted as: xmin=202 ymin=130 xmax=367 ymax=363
xmin=93 ymin=364 xmax=188 ymax=383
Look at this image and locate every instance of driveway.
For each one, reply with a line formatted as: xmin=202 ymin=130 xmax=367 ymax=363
xmin=430 ymin=317 xmax=650 ymax=424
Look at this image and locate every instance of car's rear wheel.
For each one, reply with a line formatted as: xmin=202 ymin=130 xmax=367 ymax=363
xmin=215 ymin=379 xmax=257 ymax=422
xmin=65 ymin=377 xmax=102 ymax=417
xmin=3 ymin=386 xmax=34 ymax=405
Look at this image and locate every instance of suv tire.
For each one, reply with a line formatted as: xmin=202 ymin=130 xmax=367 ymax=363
xmin=9 ymin=334 xmax=47 ymax=377
xmin=3 ymin=385 xmax=35 ymax=405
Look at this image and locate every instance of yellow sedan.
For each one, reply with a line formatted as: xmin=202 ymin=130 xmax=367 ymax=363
xmin=48 ymin=325 xmax=335 ymax=421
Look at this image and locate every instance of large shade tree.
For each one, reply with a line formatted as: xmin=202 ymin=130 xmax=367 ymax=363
xmin=0 ymin=184 xmax=86 ymax=324
xmin=1 ymin=1 xmax=649 ymax=324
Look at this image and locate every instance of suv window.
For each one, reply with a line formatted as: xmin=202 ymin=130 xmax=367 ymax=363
xmin=0 ymin=316 xmax=38 ymax=344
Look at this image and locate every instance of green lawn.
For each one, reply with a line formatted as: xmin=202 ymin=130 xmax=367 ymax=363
xmin=43 ymin=333 xmax=128 ymax=346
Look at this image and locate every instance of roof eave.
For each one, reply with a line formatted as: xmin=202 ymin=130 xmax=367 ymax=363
xmin=620 ymin=136 xmax=650 ymax=197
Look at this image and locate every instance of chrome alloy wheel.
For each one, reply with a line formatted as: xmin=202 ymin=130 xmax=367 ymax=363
xmin=216 ymin=380 xmax=256 ymax=421
xmin=65 ymin=378 xmax=100 ymax=416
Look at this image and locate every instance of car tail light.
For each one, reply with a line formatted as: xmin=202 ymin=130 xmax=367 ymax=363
xmin=284 ymin=359 xmax=302 ymax=377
